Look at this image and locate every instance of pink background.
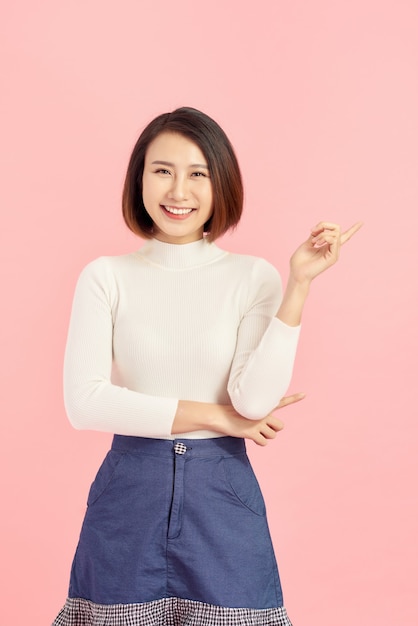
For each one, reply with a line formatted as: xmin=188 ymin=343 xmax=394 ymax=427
xmin=1 ymin=1 xmax=417 ymax=624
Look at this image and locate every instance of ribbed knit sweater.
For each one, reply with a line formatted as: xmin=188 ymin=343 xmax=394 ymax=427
xmin=64 ymin=238 xmax=301 ymax=439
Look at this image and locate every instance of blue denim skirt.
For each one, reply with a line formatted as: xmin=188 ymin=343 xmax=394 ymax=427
xmin=53 ymin=436 xmax=292 ymax=626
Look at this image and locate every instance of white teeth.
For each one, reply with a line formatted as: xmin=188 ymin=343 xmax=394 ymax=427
xmin=164 ymin=206 xmax=194 ymax=215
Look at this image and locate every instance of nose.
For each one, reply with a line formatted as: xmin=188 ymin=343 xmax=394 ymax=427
xmin=168 ymin=175 xmax=189 ymax=201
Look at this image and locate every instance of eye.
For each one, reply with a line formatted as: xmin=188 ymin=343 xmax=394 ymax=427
xmin=191 ymin=171 xmax=208 ymax=178
xmin=154 ymin=168 xmax=171 ymax=175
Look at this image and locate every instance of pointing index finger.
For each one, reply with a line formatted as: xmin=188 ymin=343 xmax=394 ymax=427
xmin=341 ymin=221 xmax=363 ymax=244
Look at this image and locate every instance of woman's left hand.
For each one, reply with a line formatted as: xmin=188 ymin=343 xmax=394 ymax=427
xmin=289 ymin=221 xmax=363 ymax=283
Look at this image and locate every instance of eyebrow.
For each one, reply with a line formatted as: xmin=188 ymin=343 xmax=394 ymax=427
xmin=151 ymin=160 xmax=209 ymax=169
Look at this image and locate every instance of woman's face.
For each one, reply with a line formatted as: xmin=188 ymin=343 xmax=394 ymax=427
xmin=142 ymin=132 xmax=214 ymax=244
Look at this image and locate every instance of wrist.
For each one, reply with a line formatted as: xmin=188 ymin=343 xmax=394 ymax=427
xmin=286 ymin=273 xmax=312 ymax=293
xmin=276 ymin=276 xmax=311 ymax=326
xmin=173 ymin=400 xmax=219 ymax=434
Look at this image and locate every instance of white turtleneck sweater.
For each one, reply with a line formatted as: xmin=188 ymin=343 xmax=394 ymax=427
xmin=64 ymin=238 xmax=301 ymax=439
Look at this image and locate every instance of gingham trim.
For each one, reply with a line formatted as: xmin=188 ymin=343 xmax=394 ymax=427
xmin=52 ymin=596 xmax=293 ymax=626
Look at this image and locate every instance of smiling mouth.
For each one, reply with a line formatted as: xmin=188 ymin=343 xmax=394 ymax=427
xmin=162 ymin=205 xmax=196 ymax=216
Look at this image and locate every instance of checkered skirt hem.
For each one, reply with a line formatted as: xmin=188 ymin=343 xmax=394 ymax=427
xmin=52 ymin=596 xmax=293 ymax=626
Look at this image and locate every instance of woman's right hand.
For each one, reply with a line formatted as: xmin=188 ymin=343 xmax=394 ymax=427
xmin=212 ymin=392 xmax=305 ymax=446
xmin=173 ymin=393 xmax=305 ymax=445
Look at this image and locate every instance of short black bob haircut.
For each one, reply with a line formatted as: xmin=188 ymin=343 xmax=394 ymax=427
xmin=122 ymin=107 xmax=243 ymax=242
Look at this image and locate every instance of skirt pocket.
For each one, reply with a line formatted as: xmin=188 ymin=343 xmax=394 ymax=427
xmin=86 ymin=450 xmax=127 ymax=507
xmin=221 ymin=453 xmax=266 ymax=516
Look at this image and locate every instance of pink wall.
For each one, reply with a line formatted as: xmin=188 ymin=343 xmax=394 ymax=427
xmin=1 ymin=1 xmax=417 ymax=624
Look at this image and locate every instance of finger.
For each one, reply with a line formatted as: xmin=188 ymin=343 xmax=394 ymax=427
xmin=311 ymin=233 xmax=339 ymax=248
xmin=341 ymin=221 xmax=363 ymax=244
xmin=311 ymin=227 xmax=339 ymax=240
xmin=276 ymin=392 xmax=306 ymax=409
xmin=265 ymin=416 xmax=284 ymax=431
xmin=260 ymin=428 xmax=277 ymax=440
xmin=254 ymin=418 xmax=284 ymax=444
xmin=254 ymin=436 xmax=269 ymax=447
xmin=311 ymin=222 xmax=341 ymax=236
xmin=250 ymin=430 xmax=269 ymax=446
xmin=260 ymin=424 xmax=280 ymax=440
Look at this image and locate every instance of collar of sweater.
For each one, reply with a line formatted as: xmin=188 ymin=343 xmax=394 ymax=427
xmin=135 ymin=237 xmax=227 ymax=270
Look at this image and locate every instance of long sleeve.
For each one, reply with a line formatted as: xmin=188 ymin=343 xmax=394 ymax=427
xmin=227 ymin=259 xmax=301 ymax=419
xmin=63 ymin=258 xmax=178 ymax=438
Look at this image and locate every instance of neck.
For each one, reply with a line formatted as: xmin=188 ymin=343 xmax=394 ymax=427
xmin=135 ymin=237 xmax=227 ymax=270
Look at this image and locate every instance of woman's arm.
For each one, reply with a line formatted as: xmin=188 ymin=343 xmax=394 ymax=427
xmin=226 ymin=260 xmax=301 ymax=419
xmin=64 ymin=258 xmax=178 ymax=438
xmin=226 ymin=222 xmax=362 ymax=419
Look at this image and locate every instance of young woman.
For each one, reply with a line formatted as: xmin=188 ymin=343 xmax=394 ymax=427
xmin=53 ymin=107 xmax=361 ymax=626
